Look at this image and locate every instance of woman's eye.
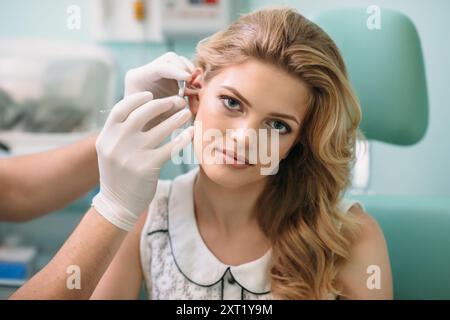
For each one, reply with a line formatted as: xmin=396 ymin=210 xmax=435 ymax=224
xmin=267 ymin=120 xmax=290 ymax=134
xmin=220 ymin=96 xmax=241 ymax=111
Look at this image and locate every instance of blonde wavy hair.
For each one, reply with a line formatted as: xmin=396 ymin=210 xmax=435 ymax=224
xmin=194 ymin=7 xmax=365 ymax=299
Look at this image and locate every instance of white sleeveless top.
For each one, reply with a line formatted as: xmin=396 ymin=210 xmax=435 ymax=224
xmin=140 ymin=167 xmax=365 ymax=300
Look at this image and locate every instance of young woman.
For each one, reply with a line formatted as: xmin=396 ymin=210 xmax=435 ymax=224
xmin=91 ymin=7 xmax=392 ymax=300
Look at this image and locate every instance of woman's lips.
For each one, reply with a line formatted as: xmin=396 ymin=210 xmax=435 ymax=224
xmin=217 ymin=148 xmax=252 ymax=168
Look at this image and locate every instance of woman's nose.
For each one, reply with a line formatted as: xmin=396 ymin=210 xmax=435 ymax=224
xmin=227 ymin=119 xmax=261 ymax=149
xmin=229 ymin=127 xmax=247 ymax=142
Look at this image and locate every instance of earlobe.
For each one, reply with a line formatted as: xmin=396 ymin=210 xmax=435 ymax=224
xmin=188 ymin=95 xmax=199 ymax=116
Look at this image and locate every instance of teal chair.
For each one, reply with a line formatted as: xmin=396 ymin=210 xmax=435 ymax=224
xmin=312 ymin=8 xmax=450 ymax=299
xmin=350 ymin=195 xmax=450 ymax=299
xmin=312 ymin=8 xmax=428 ymax=145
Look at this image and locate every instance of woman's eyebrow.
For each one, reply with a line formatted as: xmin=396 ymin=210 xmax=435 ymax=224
xmin=221 ymin=85 xmax=252 ymax=106
xmin=221 ymin=85 xmax=300 ymax=125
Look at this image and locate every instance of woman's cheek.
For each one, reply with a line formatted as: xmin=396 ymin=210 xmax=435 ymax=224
xmin=198 ymin=98 xmax=230 ymax=131
xmin=193 ymin=109 xmax=223 ymax=164
xmin=204 ymin=97 xmax=225 ymax=116
xmin=278 ymin=138 xmax=297 ymax=160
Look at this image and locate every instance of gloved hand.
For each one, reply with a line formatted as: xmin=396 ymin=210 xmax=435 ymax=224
xmin=124 ymin=52 xmax=195 ymax=98
xmin=92 ymin=92 xmax=194 ymax=231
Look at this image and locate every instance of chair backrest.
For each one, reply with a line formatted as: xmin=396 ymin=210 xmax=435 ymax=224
xmin=311 ymin=8 xmax=450 ymax=299
xmin=354 ymin=195 xmax=450 ymax=299
xmin=311 ymin=8 xmax=428 ymax=145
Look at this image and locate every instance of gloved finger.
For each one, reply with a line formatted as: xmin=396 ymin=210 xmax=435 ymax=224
xmin=126 ymin=95 xmax=186 ymax=130
xmin=145 ymin=107 xmax=192 ymax=146
xmin=160 ymin=51 xmax=179 ymax=63
xmin=178 ymin=55 xmax=195 ymax=73
xmin=141 ymin=103 xmax=186 ymax=131
xmin=109 ymin=91 xmax=154 ymax=123
xmin=163 ymin=53 xmax=184 ymax=66
xmin=155 ymin=125 xmax=195 ymax=165
xmin=155 ymin=62 xmax=192 ymax=82
xmin=166 ymin=54 xmax=195 ymax=75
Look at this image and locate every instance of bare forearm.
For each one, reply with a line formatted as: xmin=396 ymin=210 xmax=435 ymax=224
xmin=0 ymin=135 xmax=99 ymax=221
xmin=10 ymin=208 xmax=126 ymax=299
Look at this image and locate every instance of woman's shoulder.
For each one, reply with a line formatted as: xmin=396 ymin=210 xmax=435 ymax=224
xmin=339 ymin=198 xmax=366 ymax=217
xmin=339 ymin=199 xmax=384 ymax=251
xmin=344 ymin=201 xmax=381 ymax=236
xmin=337 ymin=202 xmax=393 ymax=299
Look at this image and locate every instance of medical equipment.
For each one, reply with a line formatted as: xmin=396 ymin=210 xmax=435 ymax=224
xmin=91 ymin=0 xmax=163 ymax=42
xmin=0 ymin=245 xmax=37 ymax=287
xmin=0 ymin=38 xmax=115 ymax=155
xmin=178 ymin=80 xmax=186 ymax=98
xmin=90 ymin=0 xmax=247 ymax=42
xmin=162 ymin=0 xmax=247 ymax=38
xmin=133 ymin=0 xmax=146 ymax=21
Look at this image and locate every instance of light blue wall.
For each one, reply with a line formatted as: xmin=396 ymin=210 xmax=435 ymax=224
xmin=0 ymin=0 xmax=448 ymax=196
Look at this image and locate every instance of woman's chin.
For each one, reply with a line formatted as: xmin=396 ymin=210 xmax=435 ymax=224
xmin=199 ymin=163 xmax=261 ymax=189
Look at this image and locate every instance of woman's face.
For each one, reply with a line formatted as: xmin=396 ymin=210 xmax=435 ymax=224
xmin=189 ymin=58 xmax=310 ymax=189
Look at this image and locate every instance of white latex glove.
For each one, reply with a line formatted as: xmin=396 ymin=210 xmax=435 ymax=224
xmin=124 ymin=52 xmax=195 ymax=98
xmin=92 ymin=92 xmax=194 ymax=231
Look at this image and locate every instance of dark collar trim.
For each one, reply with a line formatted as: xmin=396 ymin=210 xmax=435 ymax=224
xmin=229 ymin=270 xmax=271 ymax=295
xmin=147 ymin=229 xmax=168 ymax=237
xmin=168 ymin=226 xmax=228 ymax=288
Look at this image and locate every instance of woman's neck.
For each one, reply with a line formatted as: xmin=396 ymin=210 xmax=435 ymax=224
xmin=193 ymin=167 xmax=267 ymax=237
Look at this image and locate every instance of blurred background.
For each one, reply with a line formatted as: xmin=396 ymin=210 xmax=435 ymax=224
xmin=0 ymin=0 xmax=449 ymax=299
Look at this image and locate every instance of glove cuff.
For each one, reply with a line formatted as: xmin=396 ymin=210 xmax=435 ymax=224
xmin=91 ymin=192 xmax=138 ymax=231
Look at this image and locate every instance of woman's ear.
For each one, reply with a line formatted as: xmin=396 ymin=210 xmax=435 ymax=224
xmin=187 ymin=68 xmax=204 ymax=116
